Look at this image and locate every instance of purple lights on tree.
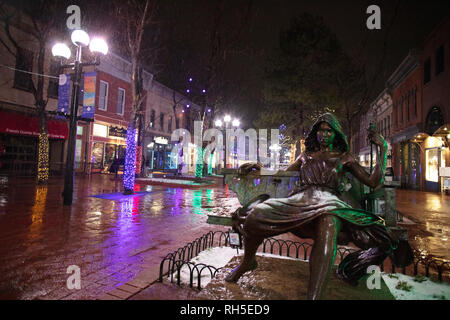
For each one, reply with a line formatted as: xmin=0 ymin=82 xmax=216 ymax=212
xmin=123 ymin=124 xmax=137 ymax=194
xmin=189 ymin=77 xmax=193 ymax=82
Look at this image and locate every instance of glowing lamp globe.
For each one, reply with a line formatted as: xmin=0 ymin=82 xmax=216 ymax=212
xmin=215 ymin=119 xmax=223 ymax=127
xmin=224 ymin=115 xmax=231 ymax=123
xmin=89 ymin=38 xmax=108 ymax=55
xmin=232 ymin=119 xmax=240 ymax=127
xmin=71 ymin=29 xmax=90 ymax=47
xmin=51 ymin=43 xmax=71 ymax=60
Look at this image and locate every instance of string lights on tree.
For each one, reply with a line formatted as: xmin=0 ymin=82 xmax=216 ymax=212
xmin=37 ymin=132 xmax=49 ymax=184
xmin=123 ymin=125 xmax=137 ymax=194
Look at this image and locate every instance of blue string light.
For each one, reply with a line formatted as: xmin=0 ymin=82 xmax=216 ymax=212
xmin=123 ymin=124 xmax=136 ymax=194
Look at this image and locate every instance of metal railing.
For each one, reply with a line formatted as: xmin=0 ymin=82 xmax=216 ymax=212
xmin=158 ymin=230 xmax=450 ymax=290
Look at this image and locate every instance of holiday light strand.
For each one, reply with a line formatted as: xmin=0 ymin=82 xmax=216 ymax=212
xmin=123 ymin=124 xmax=136 ymax=193
xmin=37 ymin=132 xmax=49 ymax=183
xmin=195 ymin=146 xmax=204 ymax=178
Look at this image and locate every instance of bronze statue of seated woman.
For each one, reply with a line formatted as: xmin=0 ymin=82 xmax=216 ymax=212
xmin=225 ymin=113 xmax=413 ymax=300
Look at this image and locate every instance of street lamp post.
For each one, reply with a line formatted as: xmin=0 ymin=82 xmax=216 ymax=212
xmin=52 ymin=29 xmax=108 ymax=205
xmin=215 ymin=114 xmax=240 ymax=184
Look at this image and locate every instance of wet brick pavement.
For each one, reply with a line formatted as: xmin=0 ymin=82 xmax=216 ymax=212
xmin=0 ymin=174 xmax=238 ymax=300
xmin=396 ymin=189 xmax=450 ymax=260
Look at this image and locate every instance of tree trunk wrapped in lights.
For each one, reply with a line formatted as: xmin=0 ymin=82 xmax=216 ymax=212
xmin=195 ymin=146 xmax=205 ymax=178
xmin=208 ymin=152 xmax=214 ymax=175
xmin=123 ymin=123 xmax=137 ymax=194
xmin=37 ymin=131 xmax=49 ymax=184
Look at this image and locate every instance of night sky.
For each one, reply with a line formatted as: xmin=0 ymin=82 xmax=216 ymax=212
xmin=152 ymin=0 xmax=450 ymax=126
xmin=9 ymin=0 xmax=450 ymax=126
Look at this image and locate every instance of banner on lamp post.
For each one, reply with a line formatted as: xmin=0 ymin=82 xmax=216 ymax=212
xmin=81 ymin=72 xmax=97 ymax=119
xmin=56 ymin=74 xmax=71 ymax=119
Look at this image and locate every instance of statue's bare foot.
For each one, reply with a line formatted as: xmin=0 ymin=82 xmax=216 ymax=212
xmin=225 ymin=259 xmax=258 ymax=282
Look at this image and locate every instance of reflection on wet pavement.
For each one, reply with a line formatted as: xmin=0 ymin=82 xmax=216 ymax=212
xmin=396 ymin=189 xmax=450 ymax=261
xmin=0 ymin=175 xmax=238 ymax=300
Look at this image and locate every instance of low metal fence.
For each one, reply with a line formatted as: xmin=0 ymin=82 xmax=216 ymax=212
xmin=158 ymin=230 xmax=450 ymax=290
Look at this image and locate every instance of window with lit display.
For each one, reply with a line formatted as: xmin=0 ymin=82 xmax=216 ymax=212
xmin=425 ymin=148 xmax=439 ymax=182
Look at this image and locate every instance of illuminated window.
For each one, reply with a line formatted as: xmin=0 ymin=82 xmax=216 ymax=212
xmin=425 ymin=149 xmax=439 ymax=182
xmin=76 ymin=126 xmax=83 ymax=136
xmin=149 ymin=109 xmax=155 ymax=128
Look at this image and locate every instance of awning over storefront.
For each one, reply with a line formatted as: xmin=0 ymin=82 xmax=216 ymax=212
xmin=0 ymin=110 xmax=68 ymax=139
xmin=392 ymin=125 xmax=420 ymax=143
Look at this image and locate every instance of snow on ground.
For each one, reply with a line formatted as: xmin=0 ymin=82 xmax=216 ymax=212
xmin=172 ymin=247 xmax=307 ymax=289
xmin=381 ymin=272 xmax=450 ymax=300
xmin=172 ymin=247 xmax=450 ymax=300
xmin=172 ymin=247 xmax=239 ymax=288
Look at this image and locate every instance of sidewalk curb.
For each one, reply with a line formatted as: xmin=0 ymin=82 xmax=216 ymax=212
xmin=98 ymin=265 xmax=161 ymax=300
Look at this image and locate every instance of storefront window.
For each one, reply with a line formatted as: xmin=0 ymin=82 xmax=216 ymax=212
xmin=76 ymin=126 xmax=83 ymax=136
xmin=75 ymin=139 xmax=82 ymax=163
xmin=104 ymin=144 xmax=117 ymax=167
xmin=118 ymin=145 xmax=126 ymax=160
xmin=165 ymin=144 xmax=177 ymax=169
xmin=92 ymin=142 xmax=104 ymax=168
xmin=426 ymin=148 xmax=439 ymax=182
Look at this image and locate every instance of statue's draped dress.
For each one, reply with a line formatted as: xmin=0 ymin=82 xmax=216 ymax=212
xmin=241 ymin=152 xmax=411 ymax=283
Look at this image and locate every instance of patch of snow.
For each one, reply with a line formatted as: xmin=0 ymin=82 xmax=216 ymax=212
xmin=256 ymin=252 xmax=307 ymax=262
xmin=382 ymin=273 xmax=450 ymax=300
xmin=172 ymin=247 xmax=239 ymax=288
xmin=171 ymin=246 xmax=306 ymax=288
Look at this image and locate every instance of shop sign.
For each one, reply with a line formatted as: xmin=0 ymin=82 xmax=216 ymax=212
xmin=93 ymin=123 xmax=108 ymax=138
xmin=154 ymin=136 xmax=168 ymax=145
xmin=109 ymin=126 xmax=127 ymax=138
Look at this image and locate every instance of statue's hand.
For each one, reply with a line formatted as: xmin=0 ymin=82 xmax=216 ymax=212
xmin=367 ymin=129 xmax=386 ymax=148
xmin=238 ymin=162 xmax=262 ymax=175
